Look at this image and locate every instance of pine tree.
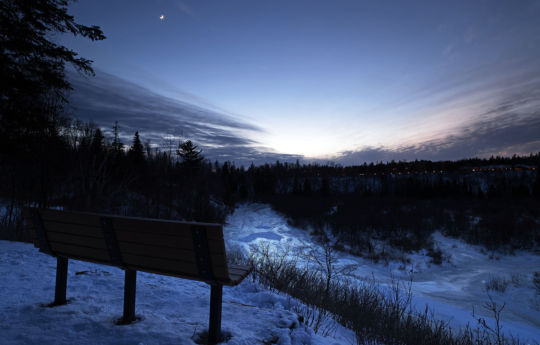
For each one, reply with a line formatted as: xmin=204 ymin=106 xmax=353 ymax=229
xmin=129 ymin=131 xmax=144 ymax=160
xmin=112 ymin=121 xmax=123 ymax=152
xmin=0 ymin=0 xmax=105 ymax=155
xmin=176 ymin=140 xmax=203 ymax=167
xmin=90 ymin=128 xmax=105 ymax=154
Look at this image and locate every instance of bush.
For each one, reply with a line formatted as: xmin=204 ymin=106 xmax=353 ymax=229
xmin=485 ymin=275 xmax=510 ymax=293
xmin=246 ymin=244 xmax=525 ymax=345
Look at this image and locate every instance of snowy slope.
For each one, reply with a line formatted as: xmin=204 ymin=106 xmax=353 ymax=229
xmin=224 ymin=204 xmax=540 ymax=343
xmin=0 ymin=241 xmax=353 ymax=345
xmin=2 ymin=203 xmax=539 ymax=344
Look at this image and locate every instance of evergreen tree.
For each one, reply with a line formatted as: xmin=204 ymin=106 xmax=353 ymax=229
xmin=112 ymin=121 xmax=123 ymax=152
xmin=129 ymin=131 xmax=144 ymax=161
xmin=0 ymin=0 xmax=105 ymax=155
xmin=90 ymin=128 xmax=105 ymax=154
xmin=176 ymin=140 xmax=203 ymax=167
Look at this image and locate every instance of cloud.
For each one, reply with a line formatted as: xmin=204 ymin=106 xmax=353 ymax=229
xmin=335 ymin=92 xmax=540 ymax=165
xmin=66 ymin=65 xmax=540 ymax=167
xmin=66 ymin=70 xmax=302 ymax=165
xmin=67 ymin=71 xmax=260 ymax=142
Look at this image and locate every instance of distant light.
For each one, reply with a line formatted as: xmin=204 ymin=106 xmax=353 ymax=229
xmin=159 ymin=14 xmax=165 ymax=20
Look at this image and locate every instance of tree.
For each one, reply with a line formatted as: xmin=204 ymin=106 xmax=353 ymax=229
xmin=90 ymin=128 xmax=105 ymax=154
xmin=111 ymin=121 xmax=124 ymax=152
xmin=128 ymin=131 xmax=145 ymax=162
xmin=176 ymin=140 xmax=203 ymax=167
xmin=0 ymin=1 xmax=104 ymax=208
xmin=0 ymin=0 xmax=105 ymax=154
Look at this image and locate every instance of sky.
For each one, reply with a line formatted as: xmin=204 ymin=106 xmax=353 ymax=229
xmin=61 ymin=0 xmax=540 ymax=165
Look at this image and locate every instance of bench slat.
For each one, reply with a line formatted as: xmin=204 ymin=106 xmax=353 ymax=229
xmin=122 ymin=254 xmax=200 ymax=276
xmin=47 ymin=232 xmax=107 ymax=250
xmin=48 ymin=242 xmax=111 ymax=262
xmin=38 ymin=209 xmax=222 ymax=239
xmin=121 ymin=254 xmax=230 ymax=282
xmin=39 ymin=209 xmax=102 ymax=227
xmin=118 ymin=242 xmax=226 ymax=264
xmin=115 ymin=230 xmax=224 ymax=252
xmin=41 ymin=221 xmax=104 ymax=239
xmin=112 ymin=218 xmax=223 ymax=240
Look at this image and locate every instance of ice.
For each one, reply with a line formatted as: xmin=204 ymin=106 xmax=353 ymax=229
xmin=238 ymin=231 xmax=283 ymax=242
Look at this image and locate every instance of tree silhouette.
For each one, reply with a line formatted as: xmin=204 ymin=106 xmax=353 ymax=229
xmin=129 ymin=131 xmax=144 ymax=161
xmin=90 ymin=128 xmax=105 ymax=154
xmin=0 ymin=0 xmax=105 ymax=155
xmin=176 ymin=140 xmax=203 ymax=167
xmin=112 ymin=121 xmax=124 ymax=152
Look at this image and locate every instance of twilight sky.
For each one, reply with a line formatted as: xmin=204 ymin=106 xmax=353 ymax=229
xmin=62 ymin=0 xmax=540 ymax=165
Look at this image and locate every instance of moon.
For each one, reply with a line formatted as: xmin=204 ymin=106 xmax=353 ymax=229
xmin=159 ymin=14 xmax=165 ymax=20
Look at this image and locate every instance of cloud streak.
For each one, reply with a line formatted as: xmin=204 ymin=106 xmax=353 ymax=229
xmin=335 ymin=91 xmax=540 ymax=165
xmin=68 ymin=71 xmax=260 ymax=143
xmin=67 ymin=71 xmax=302 ymax=165
xmin=66 ymin=68 xmax=540 ymax=166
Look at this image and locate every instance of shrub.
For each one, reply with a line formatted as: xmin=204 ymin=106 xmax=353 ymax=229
xmin=485 ymin=275 xmax=510 ymax=293
xmin=245 ymin=244 xmax=525 ymax=345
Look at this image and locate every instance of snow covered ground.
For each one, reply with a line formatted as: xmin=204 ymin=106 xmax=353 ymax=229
xmin=1 ymin=203 xmax=539 ymax=344
xmin=0 ymin=241 xmax=353 ymax=344
xmin=225 ymin=203 xmax=540 ymax=343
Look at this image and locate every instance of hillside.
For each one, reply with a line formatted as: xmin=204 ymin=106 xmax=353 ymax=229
xmin=1 ymin=204 xmax=539 ymax=344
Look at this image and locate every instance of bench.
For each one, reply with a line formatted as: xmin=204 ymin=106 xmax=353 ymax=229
xmin=23 ymin=208 xmax=251 ymax=344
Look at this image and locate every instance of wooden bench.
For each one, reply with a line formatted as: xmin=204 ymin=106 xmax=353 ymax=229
xmin=23 ymin=208 xmax=251 ymax=344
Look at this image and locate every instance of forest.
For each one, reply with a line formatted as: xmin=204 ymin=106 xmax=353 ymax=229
xmin=1 ymin=119 xmax=539 ymax=257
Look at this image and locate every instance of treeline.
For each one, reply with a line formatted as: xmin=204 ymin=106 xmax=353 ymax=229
xmin=216 ymin=155 xmax=540 ymax=253
xmin=0 ymin=121 xmax=230 ymax=227
xmin=1 ymin=115 xmax=540 ymax=253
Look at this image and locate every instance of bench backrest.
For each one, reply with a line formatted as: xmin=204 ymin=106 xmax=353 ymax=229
xmin=24 ymin=208 xmax=230 ymax=283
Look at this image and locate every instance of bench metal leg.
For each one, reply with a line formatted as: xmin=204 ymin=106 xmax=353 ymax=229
xmin=208 ymin=284 xmax=223 ymax=345
xmin=53 ymin=257 xmax=68 ymax=306
xmin=119 ymin=269 xmax=137 ymax=324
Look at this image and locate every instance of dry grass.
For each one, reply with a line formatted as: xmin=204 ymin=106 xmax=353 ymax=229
xmin=241 ymin=243 xmax=532 ymax=345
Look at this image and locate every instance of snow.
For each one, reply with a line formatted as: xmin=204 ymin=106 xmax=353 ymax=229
xmin=224 ymin=203 xmax=540 ymax=343
xmin=1 ymin=202 xmax=539 ymax=344
xmin=0 ymin=241 xmax=353 ymax=345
